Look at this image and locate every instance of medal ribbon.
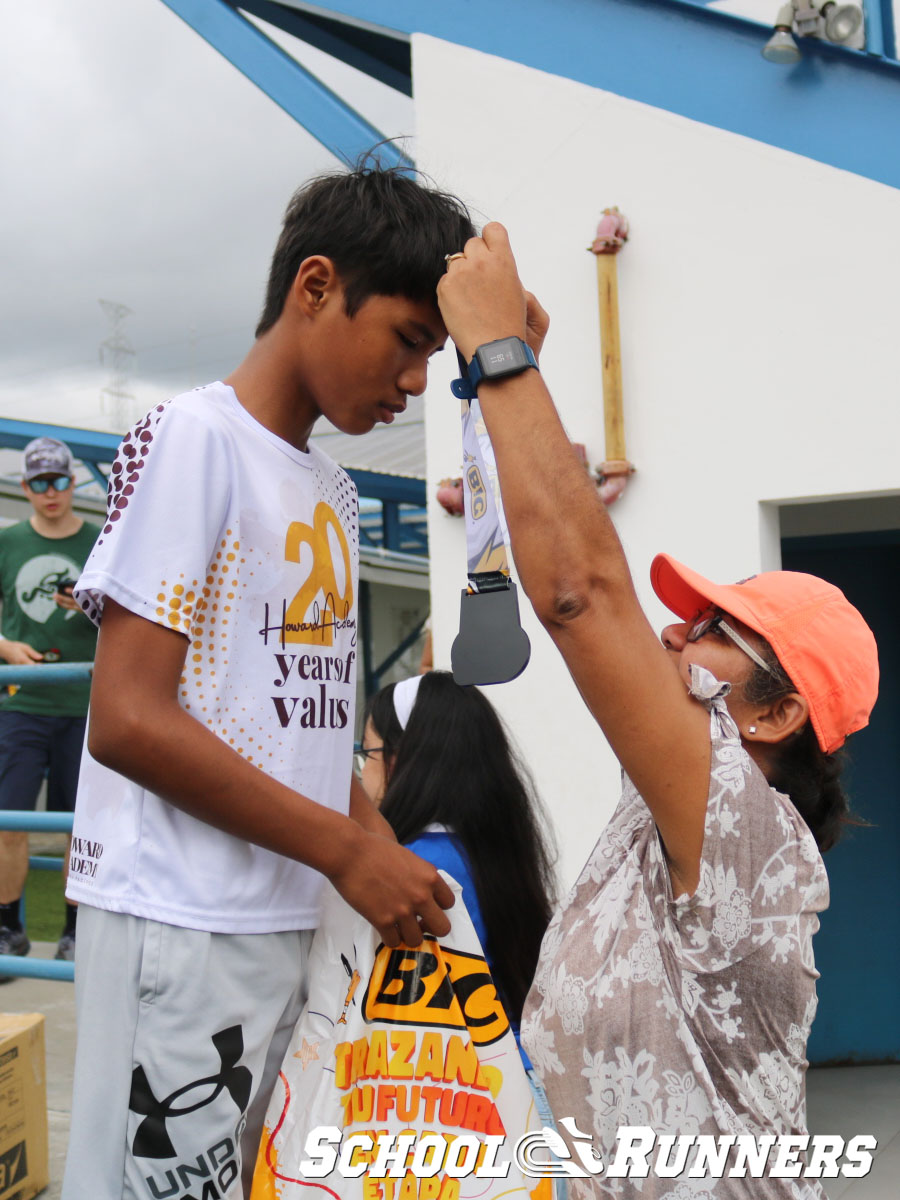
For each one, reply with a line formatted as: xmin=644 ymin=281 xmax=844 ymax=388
xmin=452 ymin=352 xmax=513 ymax=593
xmin=449 ymin=352 xmax=531 ymax=684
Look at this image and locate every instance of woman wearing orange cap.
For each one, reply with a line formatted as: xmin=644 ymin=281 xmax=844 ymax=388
xmin=437 ymin=225 xmax=879 ymax=1197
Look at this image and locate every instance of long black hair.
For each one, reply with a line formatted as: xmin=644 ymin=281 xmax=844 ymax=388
xmin=364 ymin=671 xmax=556 ymax=1023
xmin=742 ymin=653 xmax=853 ymax=852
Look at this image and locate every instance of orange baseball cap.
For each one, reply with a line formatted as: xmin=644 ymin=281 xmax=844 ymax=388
xmin=650 ymin=553 xmax=879 ymax=755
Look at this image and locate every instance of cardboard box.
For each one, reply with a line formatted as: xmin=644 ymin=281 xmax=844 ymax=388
xmin=0 ymin=1014 xmax=48 ymax=1200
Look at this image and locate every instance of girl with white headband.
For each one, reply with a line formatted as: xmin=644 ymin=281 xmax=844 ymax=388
xmin=357 ymin=669 xmax=556 ymax=1067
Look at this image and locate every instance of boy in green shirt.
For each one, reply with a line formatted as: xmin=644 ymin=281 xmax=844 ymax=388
xmin=0 ymin=437 xmax=99 ymax=969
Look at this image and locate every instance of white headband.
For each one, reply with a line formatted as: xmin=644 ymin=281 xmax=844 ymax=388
xmin=393 ymin=675 xmax=424 ymax=730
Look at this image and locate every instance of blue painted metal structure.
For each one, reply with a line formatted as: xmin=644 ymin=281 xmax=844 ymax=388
xmin=0 ymin=663 xmax=92 ymax=687
xmin=0 ymin=811 xmax=75 ymax=834
xmin=861 ymin=0 xmax=898 ymax=59
xmin=0 ymin=417 xmax=120 ymax=490
xmin=0 ymin=417 xmax=428 ymax=556
xmin=158 ymin=0 xmax=900 ymax=192
xmin=157 ymin=0 xmax=413 ymax=168
xmin=235 ymin=0 xmax=412 ymax=94
xmin=0 ymin=955 xmax=74 ymax=983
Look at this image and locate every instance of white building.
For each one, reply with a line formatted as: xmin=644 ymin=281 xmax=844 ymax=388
xmin=28 ymin=0 xmax=900 ymax=1065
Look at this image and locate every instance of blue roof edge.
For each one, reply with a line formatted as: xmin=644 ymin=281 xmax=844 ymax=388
xmin=225 ymin=0 xmax=900 ymax=191
xmin=0 ymin=417 xmax=426 ymax=505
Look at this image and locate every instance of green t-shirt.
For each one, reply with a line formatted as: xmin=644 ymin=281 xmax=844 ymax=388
xmin=0 ymin=519 xmax=100 ymax=716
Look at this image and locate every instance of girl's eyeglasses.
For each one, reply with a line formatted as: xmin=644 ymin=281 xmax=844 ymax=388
xmin=27 ymin=475 xmax=72 ymax=494
xmin=354 ymin=744 xmax=386 ymax=774
xmin=686 ymin=609 xmax=779 ymax=677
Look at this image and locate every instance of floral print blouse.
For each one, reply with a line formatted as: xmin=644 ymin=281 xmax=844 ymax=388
xmin=521 ymin=667 xmax=829 ymax=1198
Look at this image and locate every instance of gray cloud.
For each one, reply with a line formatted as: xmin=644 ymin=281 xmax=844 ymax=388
xmin=1 ymin=0 xmax=413 ymax=430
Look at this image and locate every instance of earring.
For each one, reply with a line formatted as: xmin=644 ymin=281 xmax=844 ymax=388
xmin=748 ymin=725 xmax=757 ymax=735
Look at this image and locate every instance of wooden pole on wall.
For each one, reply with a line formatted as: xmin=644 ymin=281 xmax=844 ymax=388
xmin=590 ymin=208 xmax=634 ymax=503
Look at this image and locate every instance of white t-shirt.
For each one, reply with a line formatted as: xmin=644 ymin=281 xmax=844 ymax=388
xmin=67 ymin=382 xmax=360 ymax=933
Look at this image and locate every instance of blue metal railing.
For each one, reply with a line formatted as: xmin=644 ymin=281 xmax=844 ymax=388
xmin=0 ymin=662 xmax=93 ymax=687
xmin=0 ymin=810 xmax=75 ymax=983
xmin=0 ymin=662 xmax=92 ymax=983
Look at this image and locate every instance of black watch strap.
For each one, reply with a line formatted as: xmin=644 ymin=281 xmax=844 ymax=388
xmin=451 ymin=337 xmax=538 ymax=400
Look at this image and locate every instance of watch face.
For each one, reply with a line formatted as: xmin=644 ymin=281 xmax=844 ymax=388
xmin=476 ymin=337 xmax=529 ymax=377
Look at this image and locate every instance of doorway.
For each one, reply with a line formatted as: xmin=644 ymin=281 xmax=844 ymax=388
xmin=781 ymin=519 xmax=899 ymax=1064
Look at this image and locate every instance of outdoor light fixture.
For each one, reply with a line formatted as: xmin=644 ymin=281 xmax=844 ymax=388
xmin=793 ymin=3 xmax=821 ymax=35
xmin=821 ymin=1 xmax=863 ymax=41
xmin=762 ymin=0 xmax=864 ymax=62
xmin=762 ymin=4 xmax=801 ymax=61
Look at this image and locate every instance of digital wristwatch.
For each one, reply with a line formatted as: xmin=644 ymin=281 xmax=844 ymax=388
xmin=451 ymin=337 xmax=538 ymax=400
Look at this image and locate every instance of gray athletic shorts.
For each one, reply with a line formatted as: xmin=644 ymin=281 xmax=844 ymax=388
xmin=61 ymin=905 xmax=313 ymax=1200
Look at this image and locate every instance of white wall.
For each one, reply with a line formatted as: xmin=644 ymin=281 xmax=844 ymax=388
xmin=413 ymin=35 xmax=900 ymax=889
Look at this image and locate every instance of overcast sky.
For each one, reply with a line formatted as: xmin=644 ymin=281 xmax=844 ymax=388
xmin=2 ymin=0 xmax=839 ymax=441
xmin=2 ymin=0 xmax=413 ymax=435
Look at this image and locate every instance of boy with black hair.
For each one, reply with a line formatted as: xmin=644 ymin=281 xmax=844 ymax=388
xmin=62 ymin=166 xmax=474 ymax=1199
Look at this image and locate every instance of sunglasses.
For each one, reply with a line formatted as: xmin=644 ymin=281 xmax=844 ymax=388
xmin=686 ymin=608 xmax=779 ymax=677
xmin=27 ymin=475 xmax=72 ymax=494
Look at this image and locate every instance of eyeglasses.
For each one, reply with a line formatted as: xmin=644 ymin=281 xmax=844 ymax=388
xmin=354 ymin=744 xmax=385 ymax=774
xmin=686 ymin=608 xmax=779 ymax=677
xmin=27 ymin=475 xmax=72 ymax=494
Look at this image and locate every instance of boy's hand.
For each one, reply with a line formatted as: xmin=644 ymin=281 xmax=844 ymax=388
xmin=330 ymin=833 xmax=454 ymax=948
xmin=437 ymin=222 xmax=528 ymax=360
xmin=0 ymin=639 xmax=43 ymax=665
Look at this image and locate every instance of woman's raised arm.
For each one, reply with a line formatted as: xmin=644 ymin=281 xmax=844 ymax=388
xmin=437 ymin=222 xmax=712 ymax=893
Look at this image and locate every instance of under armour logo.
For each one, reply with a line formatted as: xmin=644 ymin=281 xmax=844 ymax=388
xmin=129 ymin=1026 xmax=252 ymax=1159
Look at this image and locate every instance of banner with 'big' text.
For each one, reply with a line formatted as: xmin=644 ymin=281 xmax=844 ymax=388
xmin=251 ymin=875 xmax=551 ymax=1200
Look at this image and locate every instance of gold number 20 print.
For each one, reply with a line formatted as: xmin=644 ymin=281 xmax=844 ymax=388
xmin=284 ymin=502 xmax=353 ymax=645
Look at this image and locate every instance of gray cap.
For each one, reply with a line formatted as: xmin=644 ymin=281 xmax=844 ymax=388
xmin=23 ymin=437 xmax=75 ymax=483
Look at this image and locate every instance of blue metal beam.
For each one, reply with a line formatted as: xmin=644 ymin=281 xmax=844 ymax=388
xmin=157 ymin=0 xmax=413 ymax=168
xmin=0 ymin=417 xmax=120 ymax=464
xmin=0 ymin=955 xmax=74 ymax=982
xmin=345 ymin=468 xmax=425 ymax=505
xmin=382 ymin=499 xmax=402 ymax=549
xmin=235 ymin=0 xmax=412 ymax=94
xmin=30 ymin=856 xmax=67 ymax=871
xmin=0 ymin=418 xmax=427 ymax=518
xmin=0 ymin=811 xmax=74 ymax=833
xmin=0 ymin=664 xmax=92 ymax=687
xmin=83 ymin=461 xmax=111 ymax=489
xmin=864 ymin=0 xmax=898 ymax=58
xmin=294 ymin=0 xmax=900 ymax=191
